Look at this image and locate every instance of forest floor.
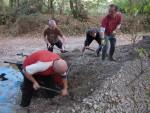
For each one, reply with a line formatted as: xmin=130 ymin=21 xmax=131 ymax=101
xmin=0 ymin=33 xmax=150 ymax=113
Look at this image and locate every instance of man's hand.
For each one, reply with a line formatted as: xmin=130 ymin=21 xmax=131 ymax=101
xmin=112 ymin=29 xmax=121 ymax=36
xmin=112 ymin=30 xmax=117 ymax=35
xmin=47 ymin=43 xmax=51 ymax=48
xmin=33 ymin=82 xmax=40 ymax=90
xmin=61 ymin=88 xmax=68 ymax=96
xmin=85 ymin=46 xmax=90 ymax=49
xmin=82 ymin=46 xmax=88 ymax=55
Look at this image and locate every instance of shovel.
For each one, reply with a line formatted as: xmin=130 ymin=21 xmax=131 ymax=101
xmin=40 ymin=86 xmax=61 ymax=94
xmin=85 ymin=47 xmax=95 ymax=52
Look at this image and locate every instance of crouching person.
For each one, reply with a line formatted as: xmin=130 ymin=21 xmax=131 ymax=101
xmin=82 ymin=28 xmax=102 ymax=56
xmin=20 ymin=50 xmax=68 ymax=107
xmin=44 ymin=20 xmax=67 ymax=53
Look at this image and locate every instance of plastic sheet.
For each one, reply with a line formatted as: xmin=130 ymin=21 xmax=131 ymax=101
xmin=0 ymin=67 xmax=23 ymax=113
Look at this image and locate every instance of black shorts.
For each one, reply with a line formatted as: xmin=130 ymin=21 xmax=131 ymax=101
xmin=51 ymin=40 xmax=63 ymax=48
xmin=84 ymin=35 xmax=101 ymax=47
xmin=47 ymin=40 xmax=63 ymax=52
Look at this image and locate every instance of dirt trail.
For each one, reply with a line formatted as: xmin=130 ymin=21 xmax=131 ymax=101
xmin=0 ymin=34 xmax=130 ymax=65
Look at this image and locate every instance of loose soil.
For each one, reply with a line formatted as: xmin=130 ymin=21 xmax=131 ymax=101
xmin=0 ymin=34 xmax=149 ymax=113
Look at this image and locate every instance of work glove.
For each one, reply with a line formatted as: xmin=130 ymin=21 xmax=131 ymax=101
xmin=96 ymin=45 xmax=102 ymax=57
xmin=61 ymin=88 xmax=68 ymax=96
xmin=112 ymin=30 xmax=117 ymax=35
xmin=101 ymin=39 xmax=106 ymax=46
xmin=33 ymin=82 xmax=40 ymax=90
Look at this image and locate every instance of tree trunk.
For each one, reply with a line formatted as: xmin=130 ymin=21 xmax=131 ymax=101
xmin=16 ymin=0 xmax=19 ymax=7
xmin=59 ymin=0 xmax=64 ymax=15
xmin=9 ymin=0 xmax=13 ymax=8
xmin=0 ymin=0 xmax=4 ymax=12
xmin=48 ymin=0 xmax=55 ymax=17
xmin=70 ymin=0 xmax=78 ymax=18
xmin=9 ymin=0 xmax=19 ymax=8
xmin=50 ymin=0 xmax=54 ymax=14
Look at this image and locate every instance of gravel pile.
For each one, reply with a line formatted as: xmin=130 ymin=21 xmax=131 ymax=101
xmin=0 ymin=35 xmax=149 ymax=113
xmin=27 ymin=37 xmax=150 ymax=113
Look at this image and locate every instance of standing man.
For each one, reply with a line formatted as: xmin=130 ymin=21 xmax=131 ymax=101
xmin=82 ymin=28 xmax=102 ymax=56
xmin=100 ymin=4 xmax=122 ymax=61
xmin=44 ymin=20 xmax=67 ymax=53
xmin=20 ymin=50 xmax=68 ymax=107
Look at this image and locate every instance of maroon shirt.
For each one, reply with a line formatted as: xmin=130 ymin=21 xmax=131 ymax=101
xmin=101 ymin=13 xmax=122 ymax=35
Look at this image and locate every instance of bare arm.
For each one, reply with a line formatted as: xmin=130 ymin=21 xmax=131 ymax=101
xmin=24 ymin=72 xmax=37 ymax=84
xmin=113 ymin=24 xmax=121 ymax=35
xmin=59 ymin=35 xmax=67 ymax=44
xmin=62 ymin=79 xmax=68 ymax=90
xmin=113 ymin=14 xmax=122 ymax=34
xmin=44 ymin=36 xmax=48 ymax=44
xmin=43 ymin=26 xmax=50 ymax=44
xmin=57 ymin=28 xmax=67 ymax=43
xmin=61 ymin=73 xmax=68 ymax=96
xmin=24 ymin=61 xmax=53 ymax=90
xmin=82 ymin=46 xmax=89 ymax=55
xmin=61 ymin=79 xmax=68 ymax=96
xmin=24 ymin=71 xmax=40 ymax=90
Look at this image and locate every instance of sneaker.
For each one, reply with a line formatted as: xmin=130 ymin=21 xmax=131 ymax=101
xmin=61 ymin=50 xmax=68 ymax=53
xmin=109 ymin=57 xmax=116 ymax=62
xmin=101 ymin=59 xmax=107 ymax=65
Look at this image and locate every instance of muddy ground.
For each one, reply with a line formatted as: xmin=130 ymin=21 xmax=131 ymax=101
xmin=0 ymin=34 xmax=150 ymax=113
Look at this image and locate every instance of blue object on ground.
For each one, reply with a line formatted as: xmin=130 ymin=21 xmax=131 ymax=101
xmin=0 ymin=66 xmax=23 ymax=113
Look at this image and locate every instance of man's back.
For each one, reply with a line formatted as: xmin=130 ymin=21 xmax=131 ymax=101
xmin=23 ymin=50 xmax=60 ymax=68
xmin=87 ymin=27 xmax=99 ymax=34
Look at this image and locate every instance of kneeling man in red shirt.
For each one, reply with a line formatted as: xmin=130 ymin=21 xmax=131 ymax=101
xmin=20 ymin=50 xmax=68 ymax=107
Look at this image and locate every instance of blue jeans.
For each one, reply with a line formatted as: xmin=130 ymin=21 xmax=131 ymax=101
xmin=102 ymin=35 xmax=116 ymax=60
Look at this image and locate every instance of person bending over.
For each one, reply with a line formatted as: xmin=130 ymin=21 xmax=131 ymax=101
xmin=82 ymin=28 xmax=102 ymax=56
xmin=44 ymin=20 xmax=67 ymax=53
xmin=20 ymin=50 xmax=68 ymax=107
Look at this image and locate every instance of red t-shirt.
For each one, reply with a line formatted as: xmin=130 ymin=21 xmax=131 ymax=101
xmin=23 ymin=50 xmax=64 ymax=87
xmin=23 ymin=50 xmax=60 ymax=76
xmin=101 ymin=13 xmax=122 ymax=35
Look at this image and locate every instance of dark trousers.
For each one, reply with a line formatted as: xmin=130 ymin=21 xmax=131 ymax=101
xmin=20 ymin=75 xmax=60 ymax=107
xmin=102 ymin=35 xmax=116 ymax=60
xmin=84 ymin=35 xmax=102 ymax=52
xmin=47 ymin=40 xmax=63 ymax=52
